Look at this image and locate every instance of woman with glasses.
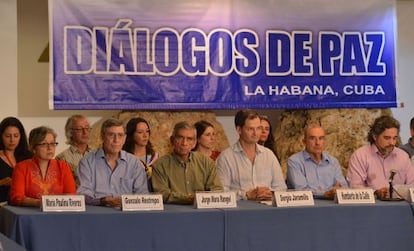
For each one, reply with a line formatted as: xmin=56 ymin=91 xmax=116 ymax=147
xmin=10 ymin=126 xmax=76 ymax=206
xmin=123 ymin=117 xmax=158 ymax=191
xmin=0 ymin=117 xmax=32 ymax=203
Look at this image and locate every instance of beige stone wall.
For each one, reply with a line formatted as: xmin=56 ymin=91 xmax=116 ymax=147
xmin=89 ymin=111 xmax=229 ymax=155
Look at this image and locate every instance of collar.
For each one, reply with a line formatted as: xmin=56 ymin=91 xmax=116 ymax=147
xmin=96 ymin=148 xmax=126 ymax=161
xmin=233 ymin=140 xmax=263 ymax=154
xmin=171 ymin=151 xmax=193 ymax=167
xmin=69 ymin=145 xmax=91 ymax=154
xmin=303 ymin=150 xmax=328 ymax=164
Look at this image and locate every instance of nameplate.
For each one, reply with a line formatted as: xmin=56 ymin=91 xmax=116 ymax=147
xmin=272 ymin=190 xmax=314 ymax=207
xmin=121 ymin=194 xmax=164 ymax=211
xmin=194 ymin=191 xmax=237 ymax=209
xmin=409 ymin=188 xmax=414 ymax=203
xmin=335 ymin=188 xmax=375 ymax=204
xmin=41 ymin=195 xmax=85 ymax=212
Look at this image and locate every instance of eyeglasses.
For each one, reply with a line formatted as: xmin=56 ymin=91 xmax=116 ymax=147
xmin=36 ymin=142 xmax=59 ymax=148
xmin=71 ymin=127 xmax=92 ymax=132
xmin=105 ymin=132 xmax=126 ymax=139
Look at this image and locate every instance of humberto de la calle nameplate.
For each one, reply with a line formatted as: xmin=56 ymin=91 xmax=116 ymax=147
xmin=335 ymin=188 xmax=375 ymax=204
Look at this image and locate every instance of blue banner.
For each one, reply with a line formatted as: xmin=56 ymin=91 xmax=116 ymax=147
xmin=49 ymin=0 xmax=397 ymax=110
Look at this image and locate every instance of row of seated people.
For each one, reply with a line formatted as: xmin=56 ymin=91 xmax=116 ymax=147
xmin=0 ymin=111 xmax=414 ymax=206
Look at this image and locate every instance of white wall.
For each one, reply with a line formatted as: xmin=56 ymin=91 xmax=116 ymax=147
xmin=391 ymin=0 xmax=414 ymax=143
xmin=0 ymin=0 xmax=413 ymax=154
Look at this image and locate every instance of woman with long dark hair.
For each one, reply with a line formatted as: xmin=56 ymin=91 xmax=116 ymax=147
xmin=123 ymin=117 xmax=158 ymax=190
xmin=0 ymin=117 xmax=32 ymax=203
xmin=193 ymin=120 xmax=221 ymax=161
xmin=258 ymin=116 xmax=278 ymax=158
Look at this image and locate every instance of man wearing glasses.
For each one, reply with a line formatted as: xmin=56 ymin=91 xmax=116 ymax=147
xmin=77 ymin=118 xmax=149 ymax=207
xmin=56 ymin=114 xmax=92 ymax=186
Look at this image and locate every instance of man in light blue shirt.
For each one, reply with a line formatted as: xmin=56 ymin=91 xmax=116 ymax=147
xmin=77 ymin=118 xmax=148 ymax=207
xmin=287 ymin=125 xmax=347 ymax=199
xmin=217 ymin=110 xmax=286 ymax=200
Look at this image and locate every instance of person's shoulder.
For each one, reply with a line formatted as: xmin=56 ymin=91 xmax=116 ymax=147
xmin=351 ymin=144 xmax=370 ymax=155
xmin=218 ymin=145 xmax=236 ymax=156
xmin=191 ymin=151 xmax=214 ymax=163
xmin=152 ymin=153 xmax=174 ymax=166
xmin=15 ymin=158 xmax=32 ymax=169
xmin=288 ymin=150 xmax=304 ymax=160
xmin=121 ymin=150 xmax=136 ymax=160
xmin=55 ymin=147 xmax=71 ymax=159
xmin=215 ymin=147 xmax=231 ymax=163
xmin=393 ymin=147 xmax=411 ymax=157
xmin=53 ymin=159 xmax=71 ymax=170
xmin=399 ymin=144 xmax=411 ymax=154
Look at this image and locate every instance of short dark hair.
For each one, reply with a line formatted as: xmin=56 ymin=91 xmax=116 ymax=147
xmin=367 ymin=115 xmax=400 ymax=144
xmin=234 ymin=110 xmax=260 ymax=128
xmin=410 ymin=117 xmax=414 ymax=130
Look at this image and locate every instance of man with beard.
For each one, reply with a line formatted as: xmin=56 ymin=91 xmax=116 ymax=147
xmin=347 ymin=115 xmax=414 ymax=200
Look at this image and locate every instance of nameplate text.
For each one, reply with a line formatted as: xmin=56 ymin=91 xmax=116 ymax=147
xmin=335 ymin=188 xmax=375 ymax=204
xmin=195 ymin=191 xmax=237 ymax=209
xmin=272 ymin=190 xmax=314 ymax=207
xmin=41 ymin=195 xmax=85 ymax=212
xmin=121 ymin=194 xmax=164 ymax=211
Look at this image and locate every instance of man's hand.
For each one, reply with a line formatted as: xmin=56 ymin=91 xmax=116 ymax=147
xmin=374 ymin=187 xmax=388 ymax=200
xmin=0 ymin=177 xmax=12 ymax=186
xmin=324 ymin=181 xmax=343 ymax=200
xmin=246 ymin=186 xmax=273 ymax=200
xmin=101 ymin=197 xmax=122 ymax=207
xmin=187 ymin=194 xmax=195 ymax=203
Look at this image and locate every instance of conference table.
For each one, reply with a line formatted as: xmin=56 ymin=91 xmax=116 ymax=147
xmin=0 ymin=232 xmax=27 ymax=251
xmin=1 ymin=200 xmax=414 ymax=251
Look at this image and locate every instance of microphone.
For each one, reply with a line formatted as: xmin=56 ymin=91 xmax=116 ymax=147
xmin=389 ymin=169 xmax=397 ymax=199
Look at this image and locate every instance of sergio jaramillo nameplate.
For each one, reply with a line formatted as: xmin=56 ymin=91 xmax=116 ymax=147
xmin=195 ymin=191 xmax=237 ymax=209
xmin=41 ymin=195 xmax=85 ymax=212
xmin=272 ymin=190 xmax=314 ymax=207
xmin=121 ymin=194 xmax=164 ymax=211
xmin=335 ymin=188 xmax=375 ymax=204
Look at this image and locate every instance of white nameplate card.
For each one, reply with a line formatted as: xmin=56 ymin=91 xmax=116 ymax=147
xmin=41 ymin=195 xmax=85 ymax=212
xmin=272 ymin=190 xmax=314 ymax=207
xmin=335 ymin=188 xmax=375 ymax=204
xmin=194 ymin=191 xmax=237 ymax=209
xmin=409 ymin=188 xmax=414 ymax=203
xmin=121 ymin=194 xmax=164 ymax=211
